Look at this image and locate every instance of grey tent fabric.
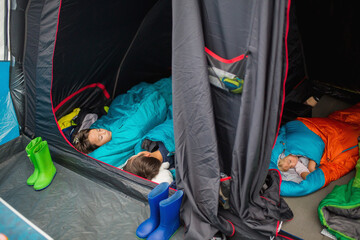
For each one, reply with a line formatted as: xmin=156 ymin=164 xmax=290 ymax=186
xmin=173 ymin=0 xmax=293 ymax=239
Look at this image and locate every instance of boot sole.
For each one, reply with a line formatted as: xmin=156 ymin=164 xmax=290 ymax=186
xmin=34 ymin=172 xmax=57 ymax=191
xmin=137 ymin=227 xmax=180 ymax=240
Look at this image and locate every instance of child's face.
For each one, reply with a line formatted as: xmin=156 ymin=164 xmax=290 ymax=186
xmin=88 ymin=128 xmax=112 ymax=147
xmin=279 ymin=155 xmax=299 ymax=171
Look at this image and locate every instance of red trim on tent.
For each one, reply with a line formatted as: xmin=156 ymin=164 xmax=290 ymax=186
xmin=273 ymin=0 xmax=291 ymax=149
xmin=226 ymin=220 xmax=235 ymax=237
xmin=205 ymin=47 xmax=247 ymax=64
xmin=54 ymin=83 xmax=110 ymax=112
xmin=260 ymin=196 xmax=277 ymax=206
xmin=275 ymin=221 xmax=280 ymax=237
xmin=220 ymin=176 xmax=231 ymax=182
xmin=277 ymin=234 xmax=295 ymax=240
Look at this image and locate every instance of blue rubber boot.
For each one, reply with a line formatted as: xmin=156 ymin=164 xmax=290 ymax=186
xmin=136 ymin=182 xmax=170 ymax=239
xmin=147 ymin=190 xmax=184 ymax=240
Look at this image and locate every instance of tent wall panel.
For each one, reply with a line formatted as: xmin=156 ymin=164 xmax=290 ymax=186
xmin=112 ymin=0 xmax=172 ymax=98
xmin=0 ymin=61 xmax=20 ymax=145
xmin=52 ymin=0 xmax=172 ymax=119
xmin=173 ymin=0 xmax=293 ymax=239
xmin=9 ymin=0 xmax=29 ymax=131
xmin=23 ymin=0 xmax=47 ymax=138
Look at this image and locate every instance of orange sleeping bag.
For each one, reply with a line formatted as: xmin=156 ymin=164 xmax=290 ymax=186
xmin=297 ymin=103 xmax=360 ymax=186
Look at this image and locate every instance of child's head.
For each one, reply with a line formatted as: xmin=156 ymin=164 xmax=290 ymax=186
xmin=278 ymin=154 xmax=299 ymax=172
xmin=123 ymin=152 xmax=161 ymax=180
xmin=73 ymin=128 xmax=112 ymax=154
xmin=73 ymin=129 xmax=99 ymax=154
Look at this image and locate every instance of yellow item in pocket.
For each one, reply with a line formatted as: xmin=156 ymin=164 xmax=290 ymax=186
xmin=221 ymin=77 xmax=244 ymax=94
xmin=57 ymin=108 xmax=80 ymax=130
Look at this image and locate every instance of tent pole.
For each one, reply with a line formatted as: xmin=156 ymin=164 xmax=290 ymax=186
xmin=2 ymin=0 xmax=9 ymax=60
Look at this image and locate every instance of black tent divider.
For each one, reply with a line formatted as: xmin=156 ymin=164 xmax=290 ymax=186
xmin=173 ymin=0 xmax=295 ymax=239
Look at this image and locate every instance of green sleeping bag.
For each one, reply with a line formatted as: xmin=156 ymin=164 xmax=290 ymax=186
xmin=318 ymin=143 xmax=360 ymax=240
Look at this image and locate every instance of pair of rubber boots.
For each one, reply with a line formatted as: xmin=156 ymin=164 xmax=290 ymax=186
xmin=136 ymin=182 xmax=183 ymax=240
xmin=25 ymin=137 xmax=56 ymax=190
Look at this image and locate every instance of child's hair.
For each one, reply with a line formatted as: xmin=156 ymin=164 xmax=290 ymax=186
xmin=277 ymin=157 xmax=287 ymax=172
xmin=72 ymin=129 xmax=100 ymax=154
xmin=123 ymin=155 xmax=161 ymax=180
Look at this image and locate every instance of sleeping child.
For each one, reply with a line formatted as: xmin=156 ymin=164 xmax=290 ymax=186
xmin=72 ymin=77 xmax=173 ymax=167
xmin=72 ymin=77 xmax=176 ymax=184
xmin=122 ymin=109 xmax=176 ymax=184
xmin=277 ymin=153 xmax=316 ymax=182
xmin=123 ymin=139 xmax=175 ymax=184
xmin=74 ymin=129 xmax=175 ymax=184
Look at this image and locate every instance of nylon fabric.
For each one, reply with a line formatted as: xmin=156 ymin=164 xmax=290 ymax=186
xmin=173 ymin=0 xmax=293 ymax=238
xmin=319 ymin=177 xmax=360 ymax=239
xmin=173 ymin=1 xmax=232 ymax=238
xmin=9 ymin=0 xmax=28 ymax=130
xmin=134 ymin=106 xmax=175 ymax=155
xmin=0 ymin=61 xmax=19 ymax=145
xmin=23 ymin=0 xmax=45 ymax=138
xmin=282 ymin=121 xmax=325 ymax=164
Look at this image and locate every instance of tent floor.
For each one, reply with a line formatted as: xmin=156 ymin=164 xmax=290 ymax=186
xmin=282 ymin=170 xmax=355 ymax=240
xmin=0 ymin=136 xmax=184 ymax=240
xmin=282 ymin=94 xmax=356 ymax=240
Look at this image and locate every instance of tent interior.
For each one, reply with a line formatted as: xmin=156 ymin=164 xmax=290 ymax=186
xmin=0 ymin=0 xmax=359 ymax=239
xmin=51 ymin=0 xmax=172 ymax=121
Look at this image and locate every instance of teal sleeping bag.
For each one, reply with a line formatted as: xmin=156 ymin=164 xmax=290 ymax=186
xmin=89 ymin=77 xmax=173 ymax=167
xmin=134 ymin=105 xmax=175 ymax=156
xmin=269 ymin=120 xmax=326 ymax=196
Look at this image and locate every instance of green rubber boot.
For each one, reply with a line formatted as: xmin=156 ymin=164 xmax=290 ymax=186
xmin=25 ymin=137 xmax=43 ymax=186
xmin=33 ymin=141 xmax=56 ymax=191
